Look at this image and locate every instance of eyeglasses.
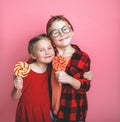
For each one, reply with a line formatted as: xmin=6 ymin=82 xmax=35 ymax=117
xmin=49 ymin=25 xmax=71 ymax=38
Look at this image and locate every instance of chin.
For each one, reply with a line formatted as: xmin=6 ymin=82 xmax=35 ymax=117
xmin=45 ymin=59 xmax=53 ymax=63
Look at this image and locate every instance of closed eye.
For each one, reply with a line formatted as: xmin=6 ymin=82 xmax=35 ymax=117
xmin=39 ymin=49 xmax=43 ymax=52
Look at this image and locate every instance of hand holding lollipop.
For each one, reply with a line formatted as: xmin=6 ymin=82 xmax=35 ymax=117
xmin=52 ymin=55 xmax=68 ymax=86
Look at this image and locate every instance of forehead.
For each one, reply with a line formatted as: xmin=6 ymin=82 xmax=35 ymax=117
xmin=34 ymin=39 xmax=52 ymax=48
xmin=50 ymin=20 xmax=69 ymax=29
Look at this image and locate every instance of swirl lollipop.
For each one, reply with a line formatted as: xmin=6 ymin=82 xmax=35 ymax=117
xmin=14 ymin=62 xmax=30 ymax=78
xmin=52 ymin=55 xmax=67 ymax=71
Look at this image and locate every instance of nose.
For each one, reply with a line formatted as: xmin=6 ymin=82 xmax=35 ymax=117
xmin=45 ymin=49 xmax=50 ymax=55
xmin=59 ymin=30 xmax=65 ymax=37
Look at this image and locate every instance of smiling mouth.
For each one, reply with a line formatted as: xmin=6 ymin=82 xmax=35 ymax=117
xmin=45 ymin=55 xmax=53 ymax=58
xmin=59 ymin=36 xmax=69 ymax=42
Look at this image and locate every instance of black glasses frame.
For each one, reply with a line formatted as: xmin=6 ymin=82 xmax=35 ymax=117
xmin=49 ymin=25 xmax=71 ymax=38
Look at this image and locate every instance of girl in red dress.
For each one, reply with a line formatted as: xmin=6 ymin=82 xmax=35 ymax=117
xmin=11 ymin=34 xmax=55 ymax=122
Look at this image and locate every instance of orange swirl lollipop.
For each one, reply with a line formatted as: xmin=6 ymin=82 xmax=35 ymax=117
xmin=14 ymin=62 xmax=30 ymax=78
xmin=52 ymin=55 xmax=67 ymax=71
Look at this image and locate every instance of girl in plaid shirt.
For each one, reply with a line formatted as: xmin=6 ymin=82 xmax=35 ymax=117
xmin=46 ymin=15 xmax=92 ymax=122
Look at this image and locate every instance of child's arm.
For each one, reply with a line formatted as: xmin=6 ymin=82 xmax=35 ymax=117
xmin=55 ymin=71 xmax=81 ymax=89
xmin=11 ymin=76 xmax=23 ymax=100
xmin=11 ymin=87 xmax=22 ymax=100
xmin=55 ymin=70 xmax=93 ymax=90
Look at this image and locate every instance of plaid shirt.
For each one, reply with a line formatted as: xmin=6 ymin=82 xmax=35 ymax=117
xmin=56 ymin=44 xmax=91 ymax=122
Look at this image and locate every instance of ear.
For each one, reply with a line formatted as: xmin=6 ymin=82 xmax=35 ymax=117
xmin=30 ymin=53 xmax=36 ymax=60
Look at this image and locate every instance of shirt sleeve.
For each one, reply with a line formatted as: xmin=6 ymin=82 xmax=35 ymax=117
xmin=78 ymin=55 xmax=91 ymax=93
xmin=72 ymin=53 xmax=91 ymax=93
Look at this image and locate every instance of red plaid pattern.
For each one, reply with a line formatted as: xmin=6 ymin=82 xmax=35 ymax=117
xmin=56 ymin=44 xmax=91 ymax=122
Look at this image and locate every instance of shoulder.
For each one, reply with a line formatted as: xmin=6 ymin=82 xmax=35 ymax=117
xmin=72 ymin=44 xmax=90 ymax=60
xmin=81 ymin=50 xmax=90 ymax=60
xmin=70 ymin=44 xmax=91 ymax=71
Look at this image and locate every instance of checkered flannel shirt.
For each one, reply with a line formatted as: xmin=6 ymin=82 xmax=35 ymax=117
xmin=56 ymin=44 xmax=91 ymax=122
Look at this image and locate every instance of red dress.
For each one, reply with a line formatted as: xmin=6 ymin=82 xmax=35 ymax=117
xmin=15 ymin=69 xmax=50 ymax=122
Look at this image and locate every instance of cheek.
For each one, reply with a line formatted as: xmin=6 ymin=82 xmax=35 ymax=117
xmin=51 ymin=49 xmax=55 ymax=53
xmin=68 ymin=31 xmax=74 ymax=37
xmin=51 ymin=37 xmax=57 ymax=42
xmin=52 ymin=38 xmax=60 ymax=45
xmin=52 ymin=51 xmax=55 ymax=57
xmin=50 ymin=50 xmax=55 ymax=57
xmin=37 ymin=53 xmax=44 ymax=58
xmin=71 ymin=31 xmax=74 ymax=35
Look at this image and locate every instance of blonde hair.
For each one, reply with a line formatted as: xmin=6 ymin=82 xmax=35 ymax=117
xmin=28 ymin=34 xmax=51 ymax=54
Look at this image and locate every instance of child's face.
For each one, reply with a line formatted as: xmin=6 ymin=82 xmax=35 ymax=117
xmin=32 ymin=38 xmax=55 ymax=64
xmin=48 ymin=20 xmax=74 ymax=48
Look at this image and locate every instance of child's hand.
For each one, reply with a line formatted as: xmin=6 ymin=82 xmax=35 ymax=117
xmin=55 ymin=71 xmax=81 ymax=89
xmin=83 ymin=71 xmax=93 ymax=80
xmin=55 ymin=71 xmax=72 ymax=84
xmin=14 ymin=76 xmax=23 ymax=90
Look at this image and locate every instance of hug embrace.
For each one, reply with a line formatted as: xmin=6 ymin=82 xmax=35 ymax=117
xmin=11 ymin=15 xmax=93 ymax=122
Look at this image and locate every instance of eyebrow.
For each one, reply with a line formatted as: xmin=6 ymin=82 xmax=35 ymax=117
xmin=50 ymin=25 xmax=70 ymax=31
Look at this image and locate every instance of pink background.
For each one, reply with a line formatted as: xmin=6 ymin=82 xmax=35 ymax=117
xmin=1 ymin=0 xmax=120 ymax=122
